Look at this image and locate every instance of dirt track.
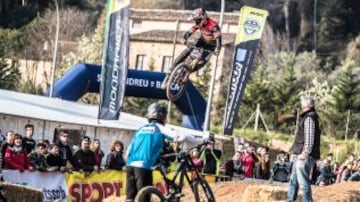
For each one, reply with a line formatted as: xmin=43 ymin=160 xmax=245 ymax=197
xmin=107 ymin=180 xmax=360 ymax=202
xmin=199 ymin=180 xmax=360 ymax=202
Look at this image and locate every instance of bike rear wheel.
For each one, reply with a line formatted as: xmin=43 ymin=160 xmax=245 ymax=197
xmin=135 ymin=186 xmax=166 ymax=202
xmin=192 ymin=177 xmax=215 ymax=202
xmin=165 ymin=63 xmax=189 ymax=102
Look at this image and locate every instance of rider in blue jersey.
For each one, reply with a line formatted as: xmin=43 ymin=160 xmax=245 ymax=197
xmin=125 ymin=103 xmax=182 ymax=202
xmin=125 ymin=103 xmax=212 ymax=202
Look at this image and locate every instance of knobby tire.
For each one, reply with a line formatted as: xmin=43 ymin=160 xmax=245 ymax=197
xmin=134 ymin=186 xmax=166 ymax=202
xmin=192 ymin=176 xmax=215 ymax=202
xmin=166 ymin=63 xmax=188 ymax=102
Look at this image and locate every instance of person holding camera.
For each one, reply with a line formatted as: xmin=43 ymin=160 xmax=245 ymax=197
xmin=240 ymin=144 xmax=258 ymax=178
xmin=200 ymin=135 xmax=221 ymax=176
xmin=273 ymin=152 xmax=291 ymax=182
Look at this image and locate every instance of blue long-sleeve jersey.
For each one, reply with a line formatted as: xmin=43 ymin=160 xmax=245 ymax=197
xmin=126 ymin=122 xmax=175 ymax=170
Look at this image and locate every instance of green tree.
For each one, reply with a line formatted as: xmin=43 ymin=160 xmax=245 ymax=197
xmin=243 ymin=65 xmax=273 ymax=111
xmin=0 ymin=58 xmax=21 ymax=90
xmin=18 ymin=76 xmax=44 ymax=95
xmin=0 ymin=28 xmax=21 ymax=90
xmin=58 ymin=9 xmax=105 ymax=77
xmin=192 ymin=63 xmax=211 ymax=98
xmin=324 ymin=61 xmax=360 ymax=138
xmin=329 ymin=64 xmax=360 ymax=113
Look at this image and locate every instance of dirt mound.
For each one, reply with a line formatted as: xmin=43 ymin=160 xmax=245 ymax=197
xmin=205 ymin=181 xmax=360 ymax=202
xmin=106 ymin=181 xmax=360 ymax=201
xmin=242 ymin=184 xmax=301 ymax=202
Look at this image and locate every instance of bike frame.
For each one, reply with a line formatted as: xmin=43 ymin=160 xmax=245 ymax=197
xmin=158 ymin=147 xmax=205 ymax=199
xmin=185 ymin=45 xmax=213 ymax=72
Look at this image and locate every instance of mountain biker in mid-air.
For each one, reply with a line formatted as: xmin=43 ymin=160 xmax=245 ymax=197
xmin=161 ymin=8 xmax=222 ymax=89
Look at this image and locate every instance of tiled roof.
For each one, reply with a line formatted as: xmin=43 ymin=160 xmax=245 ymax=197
xmin=130 ymin=8 xmax=240 ymax=24
xmin=131 ymin=30 xmax=236 ymax=45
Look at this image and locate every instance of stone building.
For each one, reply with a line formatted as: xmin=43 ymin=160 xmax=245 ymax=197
xmin=18 ymin=8 xmax=240 ymax=93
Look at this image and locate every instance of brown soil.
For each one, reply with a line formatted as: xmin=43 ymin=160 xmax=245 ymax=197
xmin=107 ymin=181 xmax=360 ymax=202
xmin=193 ymin=181 xmax=360 ymax=202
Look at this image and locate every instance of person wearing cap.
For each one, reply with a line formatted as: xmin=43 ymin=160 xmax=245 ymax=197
xmin=161 ymin=8 xmax=222 ymax=88
xmin=287 ymin=97 xmax=321 ymax=202
xmin=72 ymin=137 xmax=97 ymax=175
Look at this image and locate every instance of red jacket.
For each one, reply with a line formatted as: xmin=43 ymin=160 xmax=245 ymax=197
xmin=190 ymin=17 xmax=221 ymax=42
xmin=4 ymin=147 xmax=32 ymax=172
xmin=241 ymin=153 xmax=256 ymax=178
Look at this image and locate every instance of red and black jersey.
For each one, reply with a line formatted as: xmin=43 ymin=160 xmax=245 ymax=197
xmin=190 ymin=18 xmax=221 ymax=45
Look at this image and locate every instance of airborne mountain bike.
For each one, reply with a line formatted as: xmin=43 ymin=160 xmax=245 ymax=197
xmin=134 ymin=142 xmax=215 ymax=202
xmin=164 ymin=44 xmax=213 ymax=102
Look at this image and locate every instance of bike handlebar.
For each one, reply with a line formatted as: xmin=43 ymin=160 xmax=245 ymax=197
xmin=161 ymin=140 xmax=213 ymax=159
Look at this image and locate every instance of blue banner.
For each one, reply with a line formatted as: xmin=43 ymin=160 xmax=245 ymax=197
xmin=99 ymin=0 xmax=130 ymax=120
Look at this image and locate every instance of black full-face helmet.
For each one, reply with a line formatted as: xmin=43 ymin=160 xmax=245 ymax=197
xmin=146 ymin=103 xmax=167 ymax=124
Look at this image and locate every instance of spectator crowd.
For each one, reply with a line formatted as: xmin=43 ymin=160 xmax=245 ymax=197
xmin=0 ymin=124 xmax=359 ymax=185
xmin=0 ymin=124 xmax=126 ymax=175
xmin=218 ymin=142 xmax=360 ymax=185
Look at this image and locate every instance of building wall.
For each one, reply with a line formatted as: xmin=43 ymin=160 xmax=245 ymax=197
xmin=0 ymin=114 xmax=135 ymax=165
xmin=129 ymin=41 xmax=225 ymax=80
xmin=130 ymin=19 xmax=239 ymax=35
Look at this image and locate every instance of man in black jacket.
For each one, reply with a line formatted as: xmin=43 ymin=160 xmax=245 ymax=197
xmin=72 ymin=138 xmax=97 ymax=175
xmin=56 ymin=131 xmax=73 ymax=170
xmin=287 ymin=97 xmax=321 ymax=202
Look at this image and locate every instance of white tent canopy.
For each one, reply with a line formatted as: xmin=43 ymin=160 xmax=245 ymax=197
xmin=0 ymin=89 xmax=229 ymax=140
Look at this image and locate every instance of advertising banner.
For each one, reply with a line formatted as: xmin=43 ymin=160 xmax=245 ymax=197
xmin=98 ymin=0 xmax=130 ymax=120
xmin=2 ymin=170 xmax=195 ymax=201
xmin=65 ymin=170 xmax=126 ymax=202
xmin=2 ymin=170 xmax=68 ymax=202
xmin=223 ymin=6 xmax=268 ymax=135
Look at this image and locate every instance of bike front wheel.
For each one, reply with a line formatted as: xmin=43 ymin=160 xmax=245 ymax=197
xmin=192 ymin=177 xmax=216 ymax=202
xmin=135 ymin=186 xmax=166 ymax=202
xmin=165 ymin=63 xmax=189 ymax=102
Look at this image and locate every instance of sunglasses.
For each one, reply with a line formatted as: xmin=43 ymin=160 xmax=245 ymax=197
xmin=61 ymin=135 xmax=68 ymax=138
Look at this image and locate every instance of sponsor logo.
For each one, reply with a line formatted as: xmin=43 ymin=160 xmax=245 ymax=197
xmin=225 ymin=60 xmax=244 ymax=126
xmin=244 ymin=20 xmax=261 ymax=35
xmin=43 ymin=187 xmax=66 ymax=201
xmin=69 ymin=182 xmax=123 ymax=202
xmin=126 ymin=78 xmax=149 ymax=87
xmin=109 ymin=16 xmax=124 ymax=114
xmin=236 ymin=49 xmax=247 ymax=62
xmin=250 ymin=11 xmax=265 ymax=17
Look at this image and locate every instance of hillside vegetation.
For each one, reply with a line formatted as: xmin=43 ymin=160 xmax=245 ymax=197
xmin=0 ymin=1 xmax=359 ymax=141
